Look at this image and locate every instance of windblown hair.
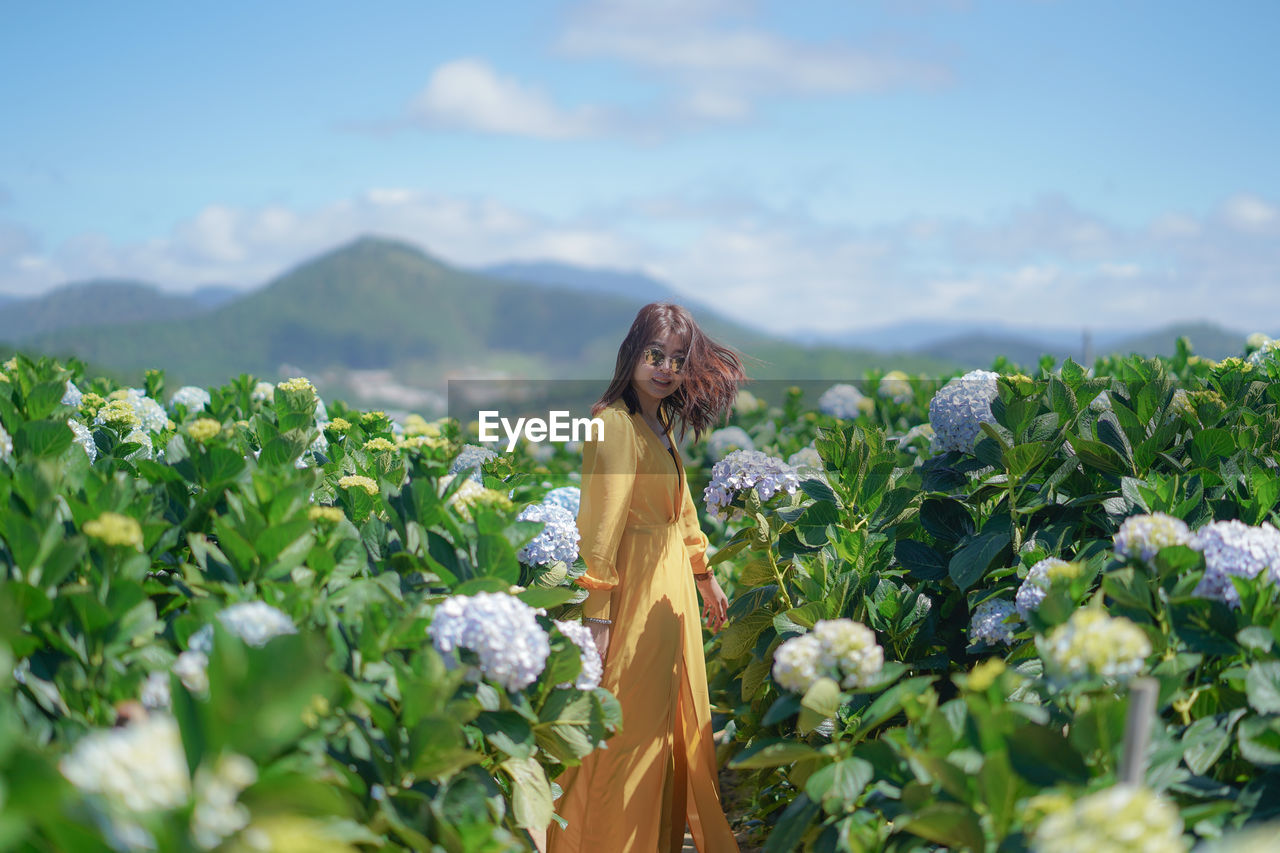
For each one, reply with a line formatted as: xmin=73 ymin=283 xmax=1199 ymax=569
xmin=593 ymin=303 xmax=746 ymax=442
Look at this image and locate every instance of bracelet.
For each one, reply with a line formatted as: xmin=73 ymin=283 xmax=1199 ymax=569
xmin=693 ymin=571 xmax=712 ymax=581
xmin=583 ymin=616 xmax=612 ymax=625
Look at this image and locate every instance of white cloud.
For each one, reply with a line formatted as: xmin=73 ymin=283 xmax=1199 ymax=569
xmin=1221 ymin=193 xmax=1278 ymax=233
xmin=409 ymin=59 xmax=603 ymax=139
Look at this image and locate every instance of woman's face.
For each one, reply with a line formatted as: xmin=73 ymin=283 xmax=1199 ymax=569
xmin=631 ymin=330 xmax=687 ymax=407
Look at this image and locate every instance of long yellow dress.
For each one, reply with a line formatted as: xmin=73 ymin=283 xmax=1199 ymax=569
xmin=546 ymin=399 xmax=740 ymax=853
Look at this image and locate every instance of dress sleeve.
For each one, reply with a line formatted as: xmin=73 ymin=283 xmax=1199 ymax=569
xmin=575 ymin=407 xmax=637 ymax=620
xmin=679 ymin=467 xmax=710 ymax=574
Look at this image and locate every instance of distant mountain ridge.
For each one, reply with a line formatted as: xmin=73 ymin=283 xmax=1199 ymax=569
xmin=0 ymin=280 xmax=213 ymax=342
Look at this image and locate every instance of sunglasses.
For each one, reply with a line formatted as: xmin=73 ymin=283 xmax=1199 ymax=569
xmin=641 ymin=346 xmax=687 ymax=374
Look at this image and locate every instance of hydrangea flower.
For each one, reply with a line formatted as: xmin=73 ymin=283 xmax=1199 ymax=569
xmin=896 ymin=423 xmax=935 ymax=448
xmin=928 ymin=369 xmax=999 ymax=454
xmin=169 ymin=385 xmax=211 ymax=412
xmin=215 ymin=602 xmax=298 ymax=647
xmin=706 ymin=426 xmax=755 ymax=461
xmin=191 ymin=753 xmax=257 ymax=850
xmin=553 ymin=619 xmax=603 ymax=690
xmin=250 ymin=382 xmax=275 ymax=403
xmin=517 ymin=503 xmax=580 ymax=566
xmin=1189 ymin=519 xmax=1280 ymax=607
xmin=338 ymin=474 xmax=379 ymax=496
xmin=83 ymin=512 xmax=144 ymax=548
xmin=786 ymin=446 xmax=823 ymax=470
xmin=543 ymin=485 xmax=581 ymax=518
xmin=140 ymin=671 xmax=171 ymax=710
xmin=122 ymin=428 xmax=154 ymax=461
xmin=1031 ymin=785 xmax=1185 ymax=853
xmin=1246 ymin=337 xmax=1280 ymax=367
xmin=62 ymin=379 xmax=83 ymax=407
xmin=428 ymin=592 xmax=550 ymax=691
xmin=187 ymin=418 xmax=222 ymax=443
xmin=772 ymin=619 xmax=884 ymax=693
xmin=704 ymin=449 xmax=800 ymax=520
xmin=59 ymin=713 xmax=191 ymax=815
xmin=878 ymin=370 xmax=914 ymax=405
xmin=108 ymin=388 xmax=168 ymax=432
xmin=733 ymin=389 xmax=765 ymax=414
xmin=68 ymin=418 xmax=97 ymax=462
xmin=94 ymin=399 xmax=141 ymax=431
xmin=1113 ymin=513 xmax=1192 ymax=566
xmin=441 ymin=474 xmax=514 ymax=521
xmin=450 ymin=443 xmax=498 ymax=484
xmin=173 ymin=650 xmax=210 ymax=694
xmin=1038 ymin=609 xmax=1151 ymax=685
xmin=1015 ymin=558 xmax=1080 ymax=619
xmin=969 ymin=598 xmax=1021 ymax=646
xmin=0 ymin=418 xmax=11 ymax=462
xmin=818 ymin=383 xmax=868 ymax=419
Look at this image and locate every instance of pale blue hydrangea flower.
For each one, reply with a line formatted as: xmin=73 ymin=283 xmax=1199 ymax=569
xmin=1190 ymin=519 xmax=1280 ymax=608
xmin=543 ymin=485 xmax=581 ymax=518
xmin=928 ymin=369 xmax=999 ymax=454
xmin=62 ymin=379 xmax=83 ymax=407
xmin=1015 ymin=557 xmax=1078 ymax=620
xmin=818 ymin=383 xmax=867 ymax=420
xmin=189 ymin=602 xmax=298 ymax=654
xmin=706 ymin=426 xmax=754 ymax=461
xmin=1113 ymin=512 xmax=1192 ymax=566
xmin=786 ymin=446 xmax=822 ymax=470
xmin=314 ymin=396 xmax=328 ymax=422
xmin=169 ymin=386 xmax=211 ymax=412
xmin=140 ymin=670 xmax=171 ymax=710
xmin=517 ymin=503 xmax=580 ymax=566
xmin=250 ymin=382 xmax=274 ymax=403
xmin=68 ymin=419 xmax=97 ymax=462
xmin=450 ymin=443 xmax=498 ymax=484
xmin=119 ymin=389 xmax=169 ymax=433
xmin=429 ymin=592 xmax=550 ymax=692
xmin=703 ymin=449 xmax=800 ymax=520
xmin=553 ymin=619 xmax=603 ymax=690
xmin=0 ymin=418 xmax=11 ymax=462
xmin=295 ymin=430 xmax=329 ymax=469
xmin=969 ymin=598 xmax=1020 ymax=646
xmin=1246 ymin=336 xmax=1280 ymax=366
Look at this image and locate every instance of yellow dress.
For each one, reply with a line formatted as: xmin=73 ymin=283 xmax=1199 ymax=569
xmin=546 ymin=400 xmax=740 ymax=853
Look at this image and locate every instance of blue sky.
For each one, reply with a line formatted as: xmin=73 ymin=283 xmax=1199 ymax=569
xmin=2 ymin=0 xmax=1277 ymax=335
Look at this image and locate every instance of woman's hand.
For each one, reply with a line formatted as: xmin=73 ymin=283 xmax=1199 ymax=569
xmin=696 ymin=574 xmax=729 ymax=632
xmin=586 ymin=620 xmax=611 ymax=662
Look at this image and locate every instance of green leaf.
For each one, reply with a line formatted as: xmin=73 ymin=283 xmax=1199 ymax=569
xmin=895 ymin=540 xmax=947 ymax=581
xmin=804 ymin=758 xmax=873 ymax=812
xmin=730 ymin=738 xmax=819 ymax=769
xmin=920 ymin=498 xmax=973 ymax=543
xmin=1182 ymin=716 xmax=1233 ymax=776
xmin=763 ymin=794 xmax=820 ymax=853
xmin=801 ymin=677 xmax=841 ymax=718
xmin=1238 ymin=715 xmax=1280 ymax=767
xmin=949 ymin=526 xmax=1011 ymax=591
xmin=901 ymin=803 xmax=985 ymax=852
xmin=1246 ymin=661 xmax=1280 ymax=714
xmin=259 ymin=432 xmax=308 ymax=468
xmin=1006 ymin=724 xmax=1088 ymax=785
xmin=1189 ymin=428 xmax=1235 ymax=467
xmin=15 ymin=420 xmax=73 ymax=459
xmin=720 ymin=608 xmax=773 ymax=659
xmin=501 ymin=756 xmax=553 ymax=829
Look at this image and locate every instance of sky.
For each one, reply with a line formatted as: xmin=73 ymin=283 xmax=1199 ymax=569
xmin=1 ymin=0 xmax=1278 ymax=336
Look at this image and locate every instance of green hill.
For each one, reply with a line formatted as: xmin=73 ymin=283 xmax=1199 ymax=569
xmin=1110 ymin=322 xmax=1252 ymax=361
xmin=0 ymin=279 xmax=211 ymax=342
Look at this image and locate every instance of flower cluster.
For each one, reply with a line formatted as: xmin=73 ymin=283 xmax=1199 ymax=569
xmin=772 ymin=619 xmax=884 ymax=693
xmin=170 ymin=385 xmax=212 ymax=412
xmin=441 ymin=474 xmax=514 ymax=521
xmin=188 ymin=418 xmax=222 ymax=443
xmin=542 ymin=485 xmax=581 ymax=518
xmin=1031 ymin=785 xmax=1185 ymax=853
xmin=308 ymin=506 xmax=345 ymax=523
xmin=108 ymin=388 xmax=169 ymax=432
xmin=191 ymin=753 xmax=258 ymax=850
xmin=215 ymin=601 xmax=298 ymax=647
xmin=250 ymin=381 xmax=275 ymax=403
xmin=818 ymin=383 xmax=868 ymax=419
xmin=733 ymin=389 xmax=765 ymax=414
xmin=786 ymin=445 xmax=823 ymax=471
xmin=1246 ymin=335 xmax=1280 ymax=367
xmin=68 ymin=418 xmax=97 ymax=461
xmin=553 ymin=619 xmax=603 ymax=690
xmin=276 ymin=377 xmax=315 ymax=395
xmin=1015 ymin=558 xmax=1081 ymax=619
xmin=928 ymin=369 xmax=999 ymax=454
xmin=516 ymin=503 xmax=580 ymax=566
xmin=0 ymin=418 xmax=10 ymax=462
xmin=1038 ymin=608 xmax=1151 ymax=685
xmin=59 ymin=713 xmax=191 ymax=815
xmin=1189 ymin=519 xmax=1280 ymax=607
xmin=969 ymin=598 xmax=1020 ymax=646
xmin=1113 ymin=512 xmax=1192 ymax=566
xmin=122 ymin=428 xmax=155 ymax=461
xmin=703 ymin=449 xmax=800 ymax=520
xmin=878 ymin=370 xmax=914 ymax=405
xmin=450 ymin=443 xmax=498 ymax=483
xmin=62 ymin=379 xmax=83 ymax=407
xmin=84 ymin=512 xmax=144 ymax=548
xmin=428 ymin=592 xmax=550 ymax=692
xmin=94 ymin=399 xmax=142 ymax=431
xmin=363 ymin=437 xmax=395 ymax=453
xmin=706 ymin=426 xmax=755 ymax=461
xmin=338 ymin=474 xmax=379 ymax=496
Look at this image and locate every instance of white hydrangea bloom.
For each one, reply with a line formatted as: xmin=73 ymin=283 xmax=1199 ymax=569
xmin=59 ymin=713 xmax=191 ymax=814
xmin=1246 ymin=338 xmax=1280 ymax=367
xmin=68 ymin=418 xmax=97 ymax=462
xmin=517 ymin=503 xmax=580 ymax=566
xmin=928 ymin=369 xmax=999 ymax=454
xmin=818 ymin=383 xmax=867 ymax=419
xmin=122 ymin=428 xmax=153 ymax=462
xmin=191 ymin=753 xmax=257 ymax=850
xmin=543 ymin=485 xmax=581 ymax=518
xmin=0 ymin=418 xmax=11 ymax=462
xmin=772 ymin=634 xmax=823 ymax=693
xmin=1113 ymin=513 xmax=1192 ymax=566
xmin=703 ymin=449 xmax=801 ymax=520
xmin=169 ymin=386 xmax=211 ymax=412
xmin=1015 ymin=558 xmax=1079 ymax=620
xmin=250 ymin=381 xmax=275 ymax=403
xmin=1038 ymin=609 xmax=1151 ymax=685
xmin=173 ymin=650 xmax=210 ymax=694
xmin=878 ymin=371 xmax=914 ymax=405
xmin=216 ymin=601 xmax=298 ymax=647
xmin=553 ymin=619 xmax=603 ymax=690
xmin=706 ymin=426 xmax=755 ymax=461
xmin=1187 ymin=519 xmax=1280 ymax=608
xmin=787 ymin=446 xmax=823 ymax=471
xmin=1246 ymin=332 xmax=1272 ymax=351
xmin=969 ymin=598 xmax=1020 ymax=646
xmin=428 ymin=592 xmax=550 ymax=692
xmin=812 ymin=619 xmax=884 ymax=688
xmin=62 ymin=379 xmax=83 ymax=407
xmin=733 ymin=389 xmax=765 ymax=414
xmin=450 ymin=443 xmax=498 ymax=484
xmin=118 ymin=389 xmax=169 ymax=432
xmin=140 ymin=670 xmax=171 ymax=710
xmin=295 ymin=430 xmax=329 ymax=469
xmin=1032 ymin=785 xmax=1185 ymax=853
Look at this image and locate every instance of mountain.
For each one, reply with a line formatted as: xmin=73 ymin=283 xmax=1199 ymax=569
xmin=480 ymin=260 xmax=684 ymax=304
xmin=1110 ymin=322 xmax=1255 ymax=361
xmin=0 ymin=279 xmax=212 ymax=343
xmin=191 ymin=285 xmax=242 ymax=309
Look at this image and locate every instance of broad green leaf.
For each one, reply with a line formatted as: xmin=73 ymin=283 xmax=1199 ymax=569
xmin=730 ymin=738 xmax=820 ymax=769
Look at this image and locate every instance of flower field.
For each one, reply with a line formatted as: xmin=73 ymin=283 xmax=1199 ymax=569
xmin=2 ymin=339 xmax=1280 ymax=852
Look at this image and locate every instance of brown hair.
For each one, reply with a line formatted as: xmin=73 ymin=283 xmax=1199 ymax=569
xmin=592 ymin=302 xmax=746 ymax=442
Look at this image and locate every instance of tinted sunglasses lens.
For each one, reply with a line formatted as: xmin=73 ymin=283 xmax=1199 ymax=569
xmin=670 ymin=355 xmax=685 ymax=373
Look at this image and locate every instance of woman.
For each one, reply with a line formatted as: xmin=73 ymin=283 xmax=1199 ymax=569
xmin=547 ymin=303 xmax=745 ymax=853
